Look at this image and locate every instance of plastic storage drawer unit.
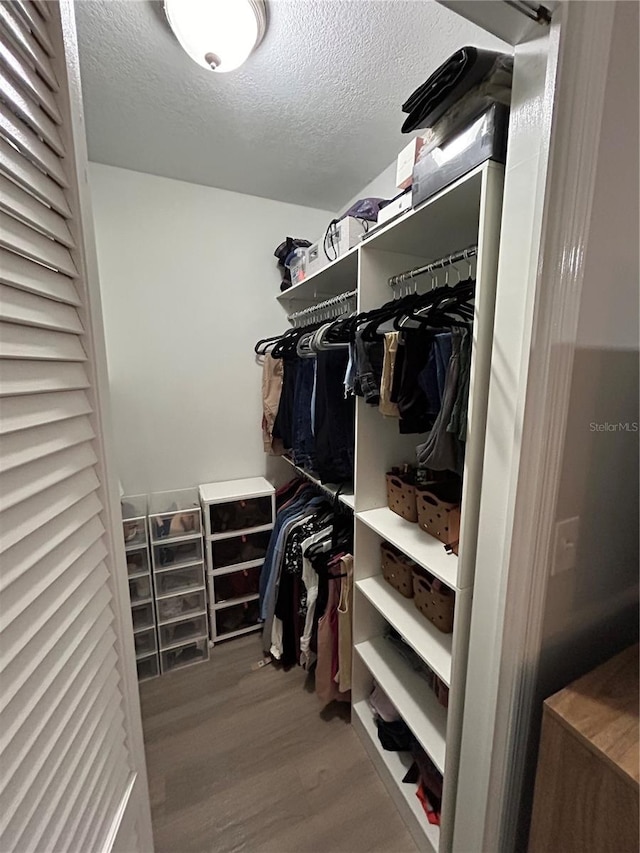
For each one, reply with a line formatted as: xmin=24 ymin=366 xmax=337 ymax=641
xmin=126 ymin=547 xmax=150 ymax=577
xmin=121 ymin=493 xmax=148 ymax=549
xmin=215 ymin=599 xmax=260 ymax=638
xmin=209 ymin=495 xmax=272 ymax=534
xmin=148 ymin=488 xmax=202 ymax=542
xmin=211 ymin=530 xmax=271 ymax=570
xmin=156 ymin=589 xmax=206 ymax=625
xmin=160 ymin=638 xmax=209 ymax=673
xmin=128 ymin=574 xmax=152 ymax=604
xmin=134 ymin=627 xmax=157 ymax=657
xmin=214 ymin=565 xmax=261 ymax=604
xmin=153 ymin=538 xmax=203 ymax=570
xmin=159 ymin=614 xmax=208 ymax=649
xmin=155 ymin=564 xmax=205 ymax=598
xmin=131 ymin=601 xmax=155 ymax=632
xmin=136 ymin=653 xmax=159 ymax=681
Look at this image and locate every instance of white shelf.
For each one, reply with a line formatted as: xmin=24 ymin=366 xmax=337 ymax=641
xmin=352 ymin=700 xmax=440 ymax=853
xmin=357 ymin=576 xmax=452 ymax=685
xmin=208 ymin=523 xmax=273 ymax=541
xmin=361 ymin=164 xmax=484 ymax=257
xmin=340 ymin=492 xmax=355 ymax=510
xmin=357 ymin=507 xmax=458 ymax=591
xmin=281 ymin=455 xmax=354 ymax=508
xmin=355 ymin=636 xmax=447 ymax=773
xmin=276 ymin=245 xmax=359 ymax=305
xmin=199 ymin=477 xmax=274 ymax=504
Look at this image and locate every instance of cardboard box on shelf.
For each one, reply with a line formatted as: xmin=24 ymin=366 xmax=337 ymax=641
xmin=396 ymin=136 xmax=426 ymax=190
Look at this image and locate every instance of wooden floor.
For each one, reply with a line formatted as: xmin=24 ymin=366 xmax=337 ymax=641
xmin=140 ymin=634 xmax=418 ymax=853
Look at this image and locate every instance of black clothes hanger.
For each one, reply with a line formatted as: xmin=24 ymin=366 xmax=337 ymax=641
xmin=394 ymin=277 xmax=476 ymax=331
xmin=351 ymin=291 xmax=425 ymax=343
xmin=271 ymin=321 xmax=324 ymax=359
xmin=254 ymin=332 xmax=287 ymax=355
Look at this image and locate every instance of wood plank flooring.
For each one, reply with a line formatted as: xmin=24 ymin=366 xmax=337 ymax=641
xmin=140 ymin=635 xmax=418 ymax=853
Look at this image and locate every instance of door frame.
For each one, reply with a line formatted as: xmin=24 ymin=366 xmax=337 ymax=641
xmin=449 ymin=2 xmax=619 ymax=851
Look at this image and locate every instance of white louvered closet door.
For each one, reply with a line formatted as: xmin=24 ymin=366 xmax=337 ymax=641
xmin=0 ymin=2 xmax=153 ymax=852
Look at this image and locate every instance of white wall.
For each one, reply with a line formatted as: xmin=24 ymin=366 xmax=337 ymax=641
xmin=336 ymin=160 xmax=399 ymax=217
xmin=89 ymin=163 xmax=332 ymax=494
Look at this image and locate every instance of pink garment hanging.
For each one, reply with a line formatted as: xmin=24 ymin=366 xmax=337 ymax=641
xmin=316 ymin=568 xmax=350 ymax=706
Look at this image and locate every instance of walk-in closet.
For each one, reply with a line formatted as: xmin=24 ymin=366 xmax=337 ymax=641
xmin=2 ymin=2 xmax=638 ymax=853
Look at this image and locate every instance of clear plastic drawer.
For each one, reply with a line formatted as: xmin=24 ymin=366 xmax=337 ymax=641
xmin=211 ymin=530 xmax=271 ymax=570
xmin=209 ymin=496 xmax=272 ymax=534
xmin=121 ymin=494 xmax=148 ymax=548
xmin=128 ymin=573 xmax=152 ymax=604
xmin=215 ymin=599 xmax=260 ymax=637
xmin=153 ymin=538 xmax=203 ymax=570
xmin=159 ymin=614 xmax=208 ymax=649
xmin=126 ymin=547 xmax=149 ymax=577
xmin=134 ymin=627 xmax=157 ymax=657
xmin=155 ymin=564 xmax=204 ymax=598
xmin=156 ymin=589 xmax=206 ymax=624
xmin=160 ymin=638 xmax=209 ymax=673
xmin=136 ymin=654 xmax=159 ymax=681
xmin=131 ymin=601 xmax=155 ymax=632
xmin=214 ymin=565 xmax=261 ymax=605
xmin=149 ymin=488 xmax=201 ymax=542
xmin=150 ymin=508 xmax=202 ymax=542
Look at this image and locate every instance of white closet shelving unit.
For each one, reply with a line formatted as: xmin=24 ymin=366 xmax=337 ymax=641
xmin=278 ymin=161 xmax=504 ymax=853
xmin=200 ymin=477 xmax=275 ymax=644
xmin=122 ymin=494 xmax=159 ymax=681
xmin=148 ymin=489 xmax=209 ymax=673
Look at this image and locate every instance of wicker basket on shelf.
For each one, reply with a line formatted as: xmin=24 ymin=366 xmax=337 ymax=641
xmin=416 ymin=480 xmax=462 ymax=554
xmin=412 ymin=567 xmax=455 ymax=633
xmin=380 ymin=542 xmax=416 ymax=598
xmin=386 ymin=468 xmax=418 ymax=522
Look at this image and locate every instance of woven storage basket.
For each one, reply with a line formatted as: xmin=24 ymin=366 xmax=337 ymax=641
xmin=416 ymin=482 xmax=461 ymax=554
xmin=412 ymin=568 xmax=455 ymax=633
xmin=380 ymin=542 xmax=415 ymax=598
xmin=386 ymin=473 xmax=417 ymax=522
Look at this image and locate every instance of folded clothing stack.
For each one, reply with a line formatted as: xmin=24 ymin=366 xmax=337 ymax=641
xmin=401 ymin=46 xmax=513 ymax=153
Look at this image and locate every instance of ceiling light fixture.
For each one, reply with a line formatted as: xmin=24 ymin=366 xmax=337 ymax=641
xmin=164 ymin=0 xmax=267 ymax=73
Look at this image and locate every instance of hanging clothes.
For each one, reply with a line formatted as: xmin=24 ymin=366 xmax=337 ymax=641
xmin=335 ymin=554 xmax=353 ymax=693
xmin=416 ymin=327 xmax=466 ymax=475
xmin=261 ymin=353 xmax=284 ymax=455
xmin=379 ymin=332 xmax=400 ymax=418
xmin=315 ymin=559 xmax=350 ymax=705
xmin=314 ymin=350 xmax=355 ymax=483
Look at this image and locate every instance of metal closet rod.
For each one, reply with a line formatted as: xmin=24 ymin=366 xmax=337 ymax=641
xmin=388 ymin=245 xmax=478 ymax=288
xmin=287 ymin=289 xmax=357 ymax=323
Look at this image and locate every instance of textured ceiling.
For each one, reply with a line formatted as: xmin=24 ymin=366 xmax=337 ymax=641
xmin=75 ymin=0 xmax=507 ymax=211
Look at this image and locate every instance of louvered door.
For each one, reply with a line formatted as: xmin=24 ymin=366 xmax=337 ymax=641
xmin=0 ymin=2 xmax=153 ymax=851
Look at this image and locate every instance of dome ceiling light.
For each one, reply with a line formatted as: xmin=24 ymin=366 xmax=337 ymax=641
xmin=164 ymin=0 xmax=267 ymax=73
